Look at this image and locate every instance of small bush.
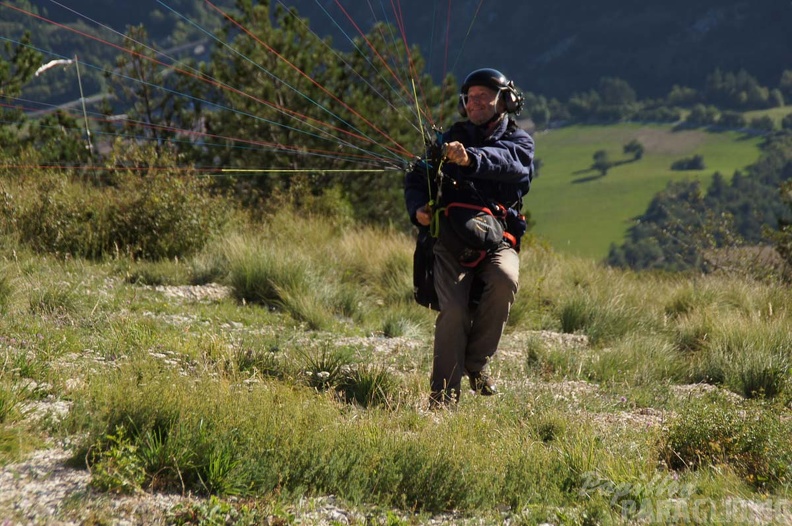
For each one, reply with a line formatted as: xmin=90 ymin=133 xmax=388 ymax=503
xmin=88 ymin=426 xmax=147 ymax=494
xmin=1 ymin=169 xmax=229 ymax=261
xmin=111 ymin=172 xmax=228 ymax=260
xmin=670 ymin=155 xmax=705 ymax=171
xmin=168 ymin=496 xmax=265 ymax=526
xmin=4 ymin=176 xmax=113 ymax=259
xmin=661 ymin=399 xmax=791 ymax=488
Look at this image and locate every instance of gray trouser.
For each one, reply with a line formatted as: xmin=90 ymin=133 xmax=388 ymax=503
xmin=431 ymin=241 xmax=519 ymax=394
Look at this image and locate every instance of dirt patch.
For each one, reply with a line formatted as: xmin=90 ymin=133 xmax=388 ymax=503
xmin=150 ymin=283 xmax=232 ymax=302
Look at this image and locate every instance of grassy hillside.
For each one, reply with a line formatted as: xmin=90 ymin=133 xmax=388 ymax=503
xmin=2 ymin=205 xmax=792 ymax=524
xmin=528 ymin=123 xmax=764 ymax=260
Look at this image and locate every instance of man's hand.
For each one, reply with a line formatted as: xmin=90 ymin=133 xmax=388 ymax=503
xmin=442 ymin=141 xmax=471 ymax=166
xmin=415 ymin=203 xmax=432 ymax=226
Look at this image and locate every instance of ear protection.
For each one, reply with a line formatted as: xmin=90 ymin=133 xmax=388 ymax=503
xmin=502 ymin=81 xmax=524 ymax=115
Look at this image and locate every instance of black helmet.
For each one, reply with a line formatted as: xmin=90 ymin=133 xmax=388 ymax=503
xmin=458 ymin=68 xmax=524 ymax=117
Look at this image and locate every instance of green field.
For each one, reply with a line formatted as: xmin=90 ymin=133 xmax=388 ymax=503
xmin=744 ymin=106 xmax=792 ymax=126
xmin=528 ymin=123 xmax=764 ymax=260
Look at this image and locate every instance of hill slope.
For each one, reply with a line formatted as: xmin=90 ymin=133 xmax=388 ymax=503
xmin=11 ymin=0 xmax=792 ymax=99
xmin=528 ymin=123 xmax=763 ymax=260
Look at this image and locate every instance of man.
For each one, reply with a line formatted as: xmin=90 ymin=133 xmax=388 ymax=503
xmin=405 ymin=68 xmax=535 ymax=407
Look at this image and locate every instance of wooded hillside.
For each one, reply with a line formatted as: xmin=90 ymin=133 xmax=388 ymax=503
xmin=9 ymin=0 xmax=792 ymax=99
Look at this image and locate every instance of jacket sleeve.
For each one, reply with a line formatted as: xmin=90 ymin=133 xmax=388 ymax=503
xmin=461 ymin=128 xmax=534 ymax=184
xmin=404 ymin=162 xmax=431 ymax=227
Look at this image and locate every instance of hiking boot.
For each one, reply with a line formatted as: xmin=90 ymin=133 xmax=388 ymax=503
xmin=468 ymin=372 xmax=497 ymax=396
xmin=429 ymin=388 xmax=459 ymax=409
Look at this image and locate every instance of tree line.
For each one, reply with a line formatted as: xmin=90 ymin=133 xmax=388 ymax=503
xmin=523 ymin=70 xmax=792 ymax=131
xmin=606 ymin=131 xmax=792 ymax=277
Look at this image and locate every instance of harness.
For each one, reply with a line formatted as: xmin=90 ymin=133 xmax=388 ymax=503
xmin=417 ymin=124 xmax=526 ymax=267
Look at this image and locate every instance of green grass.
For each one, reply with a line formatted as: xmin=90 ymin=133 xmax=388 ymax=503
xmin=2 ymin=202 xmax=792 ymax=523
xmin=744 ymin=106 xmax=792 ymax=126
xmin=529 ymin=123 xmax=763 ymax=260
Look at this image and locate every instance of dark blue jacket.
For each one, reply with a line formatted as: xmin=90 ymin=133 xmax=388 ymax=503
xmin=404 ymin=116 xmax=534 ymax=230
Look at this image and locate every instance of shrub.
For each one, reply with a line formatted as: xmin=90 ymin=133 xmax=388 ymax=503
xmin=3 ymin=175 xmax=113 ymax=259
xmin=661 ymin=399 xmax=791 ymax=489
xmin=109 ymin=171 xmax=229 ymax=260
xmin=749 ymin=115 xmax=775 ymax=132
xmin=168 ymin=496 xmax=265 ymax=526
xmin=88 ymin=425 xmax=147 ymax=494
xmin=1 ymin=169 xmax=229 ymax=261
xmin=671 ymin=155 xmax=706 ymax=171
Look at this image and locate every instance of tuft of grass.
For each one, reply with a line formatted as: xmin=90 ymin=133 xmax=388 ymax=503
xmin=559 ymin=295 xmax=593 ymax=335
xmin=28 ymin=283 xmax=79 ymax=318
xmin=188 ymin=249 xmax=228 ymax=285
xmin=224 ymin=234 xmax=338 ymax=329
xmin=379 ymin=306 xmax=428 ymax=339
xmin=672 ymin=313 xmax=714 ymax=353
xmin=225 ymin=235 xmax=309 ymax=306
xmin=298 ymin=343 xmax=356 ymax=392
xmin=531 ymin=411 xmax=567 ymax=443
xmin=585 ymin=335 xmax=686 ymax=385
xmin=663 ymin=285 xmax=717 ymax=319
xmin=0 ymin=269 xmax=11 ymax=314
xmin=338 ymin=364 xmax=398 ymax=408
xmin=732 ymin=350 xmax=790 ymax=399
xmin=558 ymin=290 xmax=653 ymax=346
xmin=229 ymin=337 xmax=287 ymax=380
xmin=123 ymin=260 xmax=191 ymax=286
xmin=0 ymin=381 xmax=21 ymax=424
xmin=703 ymin=319 xmax=792 ymax=398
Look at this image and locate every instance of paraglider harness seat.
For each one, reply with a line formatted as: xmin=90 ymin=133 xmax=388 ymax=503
xmin=411 ymin=133 xmax=527 ymax=310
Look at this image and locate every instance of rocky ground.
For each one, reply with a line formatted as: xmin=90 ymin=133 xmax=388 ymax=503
xmin=2 ymin=284 xmax=786 ymax=525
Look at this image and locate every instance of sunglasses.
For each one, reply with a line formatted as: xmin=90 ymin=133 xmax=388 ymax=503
xmin=459 ymin=90 xmax=500 ymax=106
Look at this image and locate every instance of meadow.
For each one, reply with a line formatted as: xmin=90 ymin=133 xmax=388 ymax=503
xmin=529 ymin=123 xmax=764 ymax=260
xmin=1 ymin=193 xmax=792 ymax=524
